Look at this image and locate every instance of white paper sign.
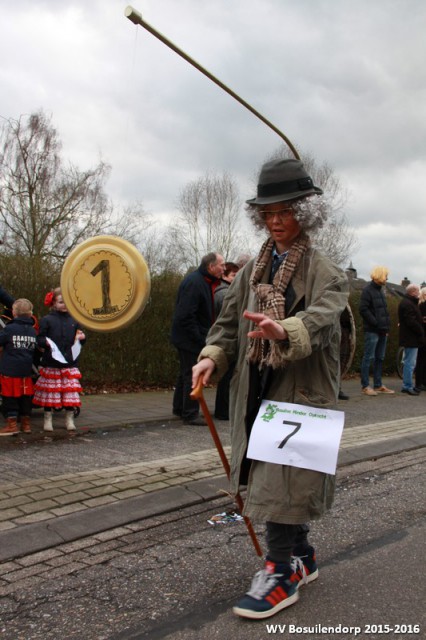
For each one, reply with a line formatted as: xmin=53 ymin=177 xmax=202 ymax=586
xmin=71 ymin=340 xmax=81 ymax=361
xmin=247 ymin=400 xmax=345 ymax=475
xmin=46 ymin=338 xmax=68 ymax=364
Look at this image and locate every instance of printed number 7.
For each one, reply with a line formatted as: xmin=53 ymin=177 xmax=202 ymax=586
xmin=278 ymin=421 xmax=302 ymax=449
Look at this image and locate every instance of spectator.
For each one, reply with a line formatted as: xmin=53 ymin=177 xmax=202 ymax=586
xmin=214 ymin=262 xmax=240 ymax=318
xmin=33 ymin=288 xmax=86 ymax=431
xmin=415 ymin=287 xmax=426 ymax=391
xmin=214 ymin=262 xmax=240 ymax=420
xmin=0 ymin=284 xmax=16 ymax=323
xmin=171 ymin=253 xmax=225 ymax=425
xmin=338 ymin=304 xmax=356 ymax=400
xmin=193 ymin=158 xmax=348 ymax=620
xmin=236 ymin=253 xmax=252 ymax=269
xmin=359 ymin=266 xmax=395 ymax=396
xmin=398 ymin=284 xmax=424 ymax=395
xmin=0 ymin=299 xmax=37 ymax=436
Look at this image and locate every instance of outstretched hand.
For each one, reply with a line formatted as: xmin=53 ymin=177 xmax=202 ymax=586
xmin=243 ymin=310 xmax=287 ymax=341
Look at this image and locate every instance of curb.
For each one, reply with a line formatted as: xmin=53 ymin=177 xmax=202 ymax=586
xmin=0 ymin=476 xmax=227 ymax=563
xmin=1 ymin=432 xmax=425 ymax=563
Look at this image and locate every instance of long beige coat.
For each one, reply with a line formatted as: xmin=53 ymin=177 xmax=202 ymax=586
xmin=200 ymin=247 xmax=349 ymax=524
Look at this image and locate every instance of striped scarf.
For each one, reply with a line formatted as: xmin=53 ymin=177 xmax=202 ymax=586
xmin=248 ymin=233 xmax=310 ymax=368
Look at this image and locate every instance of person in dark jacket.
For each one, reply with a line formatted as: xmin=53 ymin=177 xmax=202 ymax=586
xmin=398 ymin=283 xmax=424 ymax=395
xmin=338 ymin=304 xmax=356 ymax=400
xmin=171 ymin=252 xmax=225 ymax=425
xmin=359 ymin=266 xmax=395 ymax=396
xmin=415 ymin=287 xmax=426 ymax=391
xmin=33 ymin=288 xmax=86 ymax=432
xmin=0 ymin=299 xmax=37 ymax=436
xmin=0 ymin=284 xmax=15 ymax=322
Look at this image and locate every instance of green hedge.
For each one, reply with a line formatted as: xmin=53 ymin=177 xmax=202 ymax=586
xmin=0 ymin=253 xmax=403 ymax=387
xmin=78 ymin=272 xmax=181 ymax=386
xmin=74 ymin=287 xmax=405 ymax=386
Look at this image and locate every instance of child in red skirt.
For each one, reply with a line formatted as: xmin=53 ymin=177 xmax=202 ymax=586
xmin=0 ymin=298 xmax=37 ymax=436
xmin=33 ymin=288 xmax=86 ymax=432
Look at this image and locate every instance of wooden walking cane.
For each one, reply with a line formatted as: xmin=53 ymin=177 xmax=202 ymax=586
xmin=190 ymin=378 xmax=263 ymax=557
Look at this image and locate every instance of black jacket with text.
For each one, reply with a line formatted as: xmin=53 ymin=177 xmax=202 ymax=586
xmin=0 ymin=317 xmax=37 ymax=377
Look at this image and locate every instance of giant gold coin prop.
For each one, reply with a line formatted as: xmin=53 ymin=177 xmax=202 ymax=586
xmin=61 ymin=235 xmax=151 ymax=332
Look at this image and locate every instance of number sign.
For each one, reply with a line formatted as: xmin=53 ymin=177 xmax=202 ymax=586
xmin=246 ymin=400 xmax=345 ymax=475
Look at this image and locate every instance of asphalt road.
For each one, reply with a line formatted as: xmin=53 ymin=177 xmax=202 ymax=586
xmin=1 ymin=449 xmax=425 ymax=640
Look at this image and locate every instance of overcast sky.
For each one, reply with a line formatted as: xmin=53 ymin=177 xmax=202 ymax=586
xmin=2 ymin=0 xmax=426 ymax=284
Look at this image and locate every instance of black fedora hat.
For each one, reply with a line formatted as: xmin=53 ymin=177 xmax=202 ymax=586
xmin=246 ymin=159 xmax=323 ymax=205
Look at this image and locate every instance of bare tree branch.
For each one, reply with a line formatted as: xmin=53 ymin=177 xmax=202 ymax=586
xmin=0 ymin=111 xmax=112 ymax=267
xmin=166 ymin=171 xmax=247 ymax=270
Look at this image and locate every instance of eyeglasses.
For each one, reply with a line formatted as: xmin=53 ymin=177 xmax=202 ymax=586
xmin=258 ymin=208 xmax=294 ymax=220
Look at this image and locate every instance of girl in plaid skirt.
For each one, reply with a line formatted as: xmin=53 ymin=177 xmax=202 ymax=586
xmin=33 ymin=288 xmax=86 ymax=432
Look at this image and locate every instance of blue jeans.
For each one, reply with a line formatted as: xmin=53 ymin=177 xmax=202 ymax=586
xmin=402 ymin=347 xmax=418 ymax=390
xmin=360 ymin=332 xmax=387 ymax=388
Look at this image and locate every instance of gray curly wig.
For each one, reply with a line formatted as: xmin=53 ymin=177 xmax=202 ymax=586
xmin=246 ymin=194 xmax=329 ymax=235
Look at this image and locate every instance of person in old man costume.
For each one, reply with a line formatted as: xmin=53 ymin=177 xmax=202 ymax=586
xmin=193 ymin=158 xmax=349 ymax=620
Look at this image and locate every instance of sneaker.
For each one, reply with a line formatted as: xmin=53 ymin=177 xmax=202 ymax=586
xmin=374 ymin=386 xmax=395 ymax=394
xmin=291 ymin=545 xmax=319 ymax=589
xmin=233 ymin=559 xmax=299 ymax=619
xmin=401 ymin=388 xmax=420 ymax=396
xmin=362 ymin=386 xmax=377 ymax=396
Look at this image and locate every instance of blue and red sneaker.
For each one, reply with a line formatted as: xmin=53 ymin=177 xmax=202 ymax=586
xmin=233 ymin=558 xmax=299 ymax=619
xmin=291 ymin=544 xmax=319 ymax=588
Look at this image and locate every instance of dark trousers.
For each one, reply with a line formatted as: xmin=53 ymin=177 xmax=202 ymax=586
xmin=214 ymin=364 xmax=235 ymax=420
xmin=415 ymin=346 xmax=426 ymax=387
xmin=266 ymin=522 xmax=310 ymax=564
xmin=172 ymin=349 xmax=199 ymax=421
xmin=2 ymin=395 xmax=32 ymax=418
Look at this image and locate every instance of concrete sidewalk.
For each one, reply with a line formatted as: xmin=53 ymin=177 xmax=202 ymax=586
xmin=1 ymin=376 xmax=426 ymax=564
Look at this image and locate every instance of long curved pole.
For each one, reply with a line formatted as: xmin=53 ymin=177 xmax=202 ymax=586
xmin=125 ymin=5 xmax=299 ymax=160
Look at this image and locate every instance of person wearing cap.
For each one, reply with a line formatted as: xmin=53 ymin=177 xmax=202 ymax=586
xmin=192 ymin=158 xmax=349 ymax=620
